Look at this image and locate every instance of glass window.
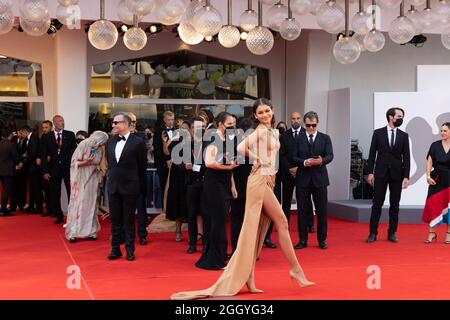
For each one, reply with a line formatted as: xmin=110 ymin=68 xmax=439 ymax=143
xmin=0 ymin=101 xmax=45 ymax=128
xmin=0 ymin=56 xmax=43 ymax=97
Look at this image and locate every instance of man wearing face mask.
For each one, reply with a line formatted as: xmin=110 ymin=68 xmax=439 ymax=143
xmin=366 ymin=107 xmax=410 ymax=243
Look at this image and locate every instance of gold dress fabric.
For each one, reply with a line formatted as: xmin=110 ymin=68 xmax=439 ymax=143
xmin=171 ymin=126 xmax=279 ymax=300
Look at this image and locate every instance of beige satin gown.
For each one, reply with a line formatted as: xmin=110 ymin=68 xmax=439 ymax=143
xmin=171 ymin=126 xmax=279 ymax=300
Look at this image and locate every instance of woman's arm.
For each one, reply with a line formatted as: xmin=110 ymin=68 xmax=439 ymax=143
xmin=237 ymin=129 xmax=260 ymax=162
xmin=230 ymin=173 xmax=238 ymax=199
xmin=426 ymin=155 xmax=436 ymax=185
xmin=205 ymin=144 xmax=237 ymax=170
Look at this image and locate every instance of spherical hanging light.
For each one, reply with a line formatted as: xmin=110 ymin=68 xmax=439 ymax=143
xmin=292 ymin=0 xmax=312 ymax=15
xmin=124 ymin=27 xmax=147 ymax=51
xmin=162 ymin=0 xmax=188 ymax=18
xmin=131 ymin=73 xmax=146 ymax=86
xmin=333 ymin=0 xmax=360 ymax=64
xmin=234 ymin=68 xmax=249 ymax=82
xmin=196 ymin=69 xmax=206 ymax=80
xmin=179 ymin=67 xmax=193 ymax=79
xmin=112 ymin=63 xmax=133 ymax=83
xmin=363 ymin=29 xmax=385 ymax=52
xmin=20 ymin=0 xmax=49 ymax=22
xmin=178 ymin=20 xmax=204 ymax=45
xmin=192 ymin=0 xmax=223 ymax=37
xmin=88 ymin=0 xmax=118 ymax=50
xmin=93 ymin=63 xmax=111 ymax=74
xmin=421 ymin=1 xmax=440 ymax=30
xmin=198 ymin=79 xmax=215 ymax=95
xmin=58 ymin=0 xmax=79 ymax=5
xmin=148 ymin=73 xmax=164 ymax=88
xmin=56 ymin=4 xmax=78 ymax=25
xmin=246 ymin=2 xmax=274 ymax=55
xmin=0 ymin=0 xmax=13 ymax=14
xmin=436 ymin=0 xmax=450 ymax=25
xmin=441 ymin=25 xmax=450 ymax=49
xmin=0 ymin=8 xmax=14 ymax=35
xmin=316 ymin=0 xmax=345 ymax=33
xmin=267 ymin=2 xmax=289 ymax=32
xmin=352 ymin=1 xmax=371 ymax=35
xmin=407 ymin=5 xmax=423 ymax=34
xmin=126 ymin=0 xmax=155 ymax=16
xmin=239 ymin=0 xmax=258 ymax=32
xmin=184 ymin=0 xmax=204 ymax=22
xmin=353 ymin=33 xmax=367 ymax=51
xmin=223 ymin=72 xmax=236 ymax=84
xmin=280 ymin=1 xmax=302 ymax=41
xmin=118 ymin=0 xmax=142 ymax=25
xmin=218 ymin=0 xmax=241 ymax=48
xmin=376 ymin=0 xmax=401 ymax=9
xmin=20 ymin=15 xmax=51 ymax=36
xmin=309 ymin=0 xmax=323 ymax=15
xmin=389 ymin=2 xmax=415 ymax=45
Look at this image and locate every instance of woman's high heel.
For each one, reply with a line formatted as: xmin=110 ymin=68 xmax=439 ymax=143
xmin=424 ymin=232 xmax=437 ymax=244
xmin=445 ymin=232 xmax=450 ymax=244
xmin=289 ymin=270 xmax=315 ymax=288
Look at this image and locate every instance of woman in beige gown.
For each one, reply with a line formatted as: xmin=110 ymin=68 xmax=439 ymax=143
xmin=171 ymin=98 xmax=315 ymax=300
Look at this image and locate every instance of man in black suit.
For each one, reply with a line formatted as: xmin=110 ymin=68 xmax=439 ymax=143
xmin=293 ymin=111 xmax=333 ymax=250
xmin=0 ymin=128 xmax=18 ymax=216
xmin=366 ymin=107 xmax=410 ymax=243
xmin=39 ymin=120 xmax=53 ymax=216
xmin=153 ymin=111 xmax=174 ymax=205
xmin=10 ymin=127 xmax=29 ymax=212
xmin=41 ymin=115 xmax=77 ymax=224
xmin=106 ymin=112 xmax=147 ymax=261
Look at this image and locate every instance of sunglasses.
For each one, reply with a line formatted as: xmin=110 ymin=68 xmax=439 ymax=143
xmin=112 ymin=121 xmax=126 ymax=125
xmin=305 ymin=124 xmax=317 ymax=128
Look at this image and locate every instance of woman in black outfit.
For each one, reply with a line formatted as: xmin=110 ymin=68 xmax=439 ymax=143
xmin=195 ymin=112 xmax=238 ymax=270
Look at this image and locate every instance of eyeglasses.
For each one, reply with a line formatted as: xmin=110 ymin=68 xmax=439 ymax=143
xmin=305 ymin=124 xmax=317 ymax=128
xmin=112 ymin=121 xmax=126 ymax=125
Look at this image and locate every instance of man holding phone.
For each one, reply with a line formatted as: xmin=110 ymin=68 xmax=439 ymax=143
xmin=293 ymin=111 xmax=334 ymax=250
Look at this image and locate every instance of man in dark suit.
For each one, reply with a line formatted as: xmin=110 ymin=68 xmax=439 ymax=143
xmin=10 ymin=127 xmax=29 ymax=212
xmin=153 ymin=111 xmax=174 ymax=206
xmin=0 ymin=128 xmax=18 ymax=216
xmin=106 ymin=112 xmax=147 ymax=261
xmin=41 ymin=115 xmax=77 ymax=224
xmin=293 ymin=111 xmax=333 ymax=250
xmin=39 ymin=120 xmax=53 ymax=216
xmin=366 ymin=107 xmax=410 ymax=243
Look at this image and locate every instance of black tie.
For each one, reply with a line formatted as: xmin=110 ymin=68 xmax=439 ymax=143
xmin=390 ymin=129 xmax=394 ymax=148
xmin=118 ymin=136 xmax=126 ymax=141
xmin=56 ymin=133 xmax=61 ymax=154
xmin=309 ymin=134 xmax=314 ymax=145
xmin=294 ymin=130 xmax=298 ymax=139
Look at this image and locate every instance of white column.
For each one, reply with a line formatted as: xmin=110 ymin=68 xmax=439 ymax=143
xmin=55 ymin=28 xmax=89 ymax=132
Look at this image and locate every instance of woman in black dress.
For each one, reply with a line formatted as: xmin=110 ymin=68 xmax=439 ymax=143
xmin=422 ymin=122 xmax=450 ymax=244
xmin=196 ymin=112 xmax=238 ymax=270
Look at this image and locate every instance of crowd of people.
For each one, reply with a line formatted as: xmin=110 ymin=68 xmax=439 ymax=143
xmin=0 ymin=101 xmax=449 ymax=275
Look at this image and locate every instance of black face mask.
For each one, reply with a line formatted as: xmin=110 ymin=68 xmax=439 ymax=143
xmin=393 ymin=118 xmax=403 ymax=127
xmin=278 ymin=127 xmax=286 ymax=134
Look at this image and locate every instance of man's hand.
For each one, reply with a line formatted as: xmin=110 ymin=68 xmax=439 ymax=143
xmin=43 ymin=173 xmax=51 ymax=181
xmin=367 ymin=174 xmax=374 ymax=187
xmin=289 ymin=167 xmax=297 ymax=177
xmin=16 ymin=163 xmax=23 ymax=171
xmin=402 ymin=178 xmax=409 ymax=189
xmin=231 ymin=186 xmax=238 ymax=199
xmin=185 ymin=163 xmax=193 ymax=170
xmin=36 ymin=158 xmax=41 ymax=166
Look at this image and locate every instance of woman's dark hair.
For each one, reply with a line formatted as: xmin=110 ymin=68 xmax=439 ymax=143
xmin=182 ymin=120 xmax=192 ymax=128
xmin=252 ymin=98 xmax=275 ymax=128
xmin=442 ymin=122 xmax=450 ymax=129
xmin=276 ymin=121 xmax=287 ymax=129
xmin=215 ymin=112 xmax=233 ymax=127
xmin=76 ymin=130 xmax=89 ymax=139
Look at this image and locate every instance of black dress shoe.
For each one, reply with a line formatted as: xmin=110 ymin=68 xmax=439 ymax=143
xmin=366 ymin=233 xmax=377 ymax=243
xmin=87 ymin=236 xmax=97 ymax=241
xmin=26 ymin=208 xmax=37 ymax=213
xmin=69 ymin=238 xmax=77 ymax=243
xmin=0 ymin=211 xmax=14 ymax=217
xmin=308 ymin=226 xmax=316 ymax=233
xmin=264 ymin=238 xmax=277 ymax=249
xmin=388 ymin=233 xmax=399 ymax=243
xmin=319 ymin=241 xmax=328 ymax=249
xmin=187 ymin=245 xmax=197 ymax=254
xmin=126 ymin=254 xmax=136 ymax=261
xmin=294 ymin=241 xmax=308 ymax=249
xmin=55 ymin=217 xmax=63 ymax=224
xmin=139 ymin=238 xmax=148 ymax=245
xmin=107 ymin=252 xmax=122 ymax=260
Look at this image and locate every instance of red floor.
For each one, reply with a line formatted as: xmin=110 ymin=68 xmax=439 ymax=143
xmin=0 ymin=212 xmax=449 ymax=300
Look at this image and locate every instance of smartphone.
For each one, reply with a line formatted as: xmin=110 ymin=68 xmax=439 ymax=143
xmin=89 ymin=148 xmax=96 ymax=157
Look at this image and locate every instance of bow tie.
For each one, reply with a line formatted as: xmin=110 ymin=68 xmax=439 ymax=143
xmin=117 ymin=136 xmax=126 ymax=141
xmin=166 ymin=128 xmax=174 ymax=131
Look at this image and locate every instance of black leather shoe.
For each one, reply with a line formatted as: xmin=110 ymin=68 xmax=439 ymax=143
xmin=26 ymin=208 xmax=37 ymax=213
xmin=187 ymin=245 xmax=196 ymax=254
xmin=388 ymin=233 xmax=399 ymax=243
xmin=54 ymin=217 xmax=63 ymax=224
xmin=0 ymin=211 xmax=14 ymax=217
xmin=107 ymin=252 xmax=122 ymax=260
xmin=319 ymin=241 xmax=328 ymax=249
xmin=139 ymin=238 xmax=148 ymax=246
xmin=366 ymin=233 xmax=377 ymax=243
xmin=87 ymin=236 xmax=97 ymax=241
xmin=126 ymin=254 xmax=136 ymax=261
xmin=308 ymin=226 xmax=316 ymax=233
xmin=69 ymin=238 xmax=77 ymax=243
xmin=294 ymin=241 xmax=308 ymax=249
xmin=264 ymin=238 xmax=277 ymax=249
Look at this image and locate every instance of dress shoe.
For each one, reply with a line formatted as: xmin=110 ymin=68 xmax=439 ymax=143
xmin=388 ymin=233 xmax=399 ymax=243
xmin=87 ymin=235 xmax=97 ymax=241
xmin=264 ymin=238 xmax=277 ymax=249
xmin=294 ymin=241 xmax=308 ymax=249
xmin=139 ymin=238 xmax=148 ymax=246
xmin=126 ymin=254 xmax=136 ymax=261
xmin=69 ymin=238 xmax=77 ymax=243
xmin=319 ymin=241 xmax=328 ymax=249
xmin=40 ymin=212 xmax=51 ymax=217
xmin=54 ymin=217 xmax=63 ymax=224
xmin=187 ymin=245 xmax=197 ymax=254
xmin=0 ymin=211 xmax=14 ymax=217
xmin=366 ymin=233 xmax=377 ymax=243
xmin=107 ymin=252 xmax=122 ymax=260
xmin=26 ymin=207 xmax=36 ymax=213
xmin=308 ymin=226 xmax=316 ymax=233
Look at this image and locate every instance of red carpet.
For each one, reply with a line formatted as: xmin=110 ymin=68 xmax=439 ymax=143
xmin=0 ymin=212 xmax=449 ymax=300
